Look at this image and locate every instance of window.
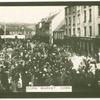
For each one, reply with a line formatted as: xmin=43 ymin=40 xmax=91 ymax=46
xmin=98 ymin=6 xmax=100 ymax=16
xmin=69 ymin=7 xmax=71 ymax=15
xmin=73 ymin=16 xmax=75 ymax=26
xmin=89 ymin=26 xmax=92 ymax=36
xmin=69 ymin=17 xmax=71 ymax=26
xmin=78 ymin=28 xmax=81 ymax=36
xmin=98 ymin=24 xmax=100 ymax=35
xmin=65 ymin=7 xmax=68 ymax=16
xmin=45 ymin=23 xmax=49 ymax=30
xmin=77 ymin=14 xmax=80 ymax=24
xmin=84 ymin=27 xmax=86 ymax=36
xmin=73 ymin=28 xmax=75 ymax=36
xmin=84 ymin=10 xmax=86 ymax=22
xmin=89 ymin=9 xmax=92 ymax=22
xmin=65 ymin=8 xmax=67 ymax=15
xmin=66 ymin=18 xmax=68 ymax=26
xmin=67 ymin=8 xmax=69 ymax=15
xmin=69 ymin=29 xmax=71 ymax=36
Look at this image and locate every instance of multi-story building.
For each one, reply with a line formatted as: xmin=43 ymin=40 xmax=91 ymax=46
xmin=35 ymin=10 xmax=65 ymax=44
xmin=53 ymin=19 xmax=65 ymax=45
xmin=0 ymin=23 xmax=35 ymax=39
xmin=52 ymin=10 xmax=65 ymax=45
xmin=35 ymin=18 xmax=51 ymax=43
xmin=65 ymin=6 xmax=100 ymax=60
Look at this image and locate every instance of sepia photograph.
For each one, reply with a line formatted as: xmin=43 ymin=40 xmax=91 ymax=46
xmin=0 ymin=1 xmax=100 ymax=98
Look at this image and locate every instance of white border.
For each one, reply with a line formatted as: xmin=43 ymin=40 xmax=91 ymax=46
xmin=0 ymin=0 xmax=99 ymax=100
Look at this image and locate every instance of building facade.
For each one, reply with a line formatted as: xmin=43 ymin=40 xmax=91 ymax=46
xmin=53 ymin=19 xmax=65 ymax=45
xmin=35 ymin=18 xmax=51 ymax=43
xmin=0 ymin=23 xmax=35 ymax=39
xmin=35 ymin=10 xmax=65 ymax=44
xmin=65 ymin=6 xmax=100 ymax=60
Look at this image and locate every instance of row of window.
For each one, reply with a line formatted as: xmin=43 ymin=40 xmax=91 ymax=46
xmin=84 ymin=8 xmax=92 ymax=22
xmin=66 ymin=8 xmax=92 ymax=26
xmin=84 ymin=26 xmax=92 ymax=37
xmin=66 ymin=16 xmax=75 ymax=26
xmin=65 ymin=6 xmax=93 ymax=15
xmin=66 ymin=26 xmax=92 ymax=37
xmin=53 ymin=32 xmax=64 ymax=40
xmin=66 ymin=28 xmax=78 ymax=37
xmin=66 ymin=6 xmax=100 ymax=25
xmin=65 ymin=6 xmax=76 ymax=15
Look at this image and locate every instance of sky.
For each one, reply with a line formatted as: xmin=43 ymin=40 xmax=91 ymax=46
xmin=0 ymin=6 xmax=65 ymax=24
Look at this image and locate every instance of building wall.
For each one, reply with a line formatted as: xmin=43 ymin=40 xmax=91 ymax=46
xmin=81 ymin=6 xmax=97 ymax=37
xmin=35 ymin=20 xmax=50 ymax=43
xmin=95 ymin=6 xmax=100 ymax=36
xmin=65 ymin=6 xmax=100 ymax=37
xmin=65 ymin=5 xmax=100 ymax=57
xmin=53 ymin=31 xmax=64 ymax=40
xmin=35 ymin=10 xmax=65 ymax=44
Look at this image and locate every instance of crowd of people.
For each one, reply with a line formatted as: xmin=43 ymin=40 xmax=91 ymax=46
xmin=0 ymin=38 xmax=100 ymax=92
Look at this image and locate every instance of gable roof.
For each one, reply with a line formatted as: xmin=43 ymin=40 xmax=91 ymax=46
xmin=51 ymin=9 xmax=65 ymax=32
